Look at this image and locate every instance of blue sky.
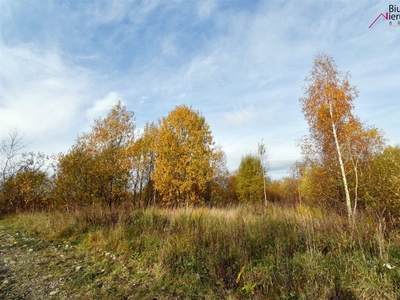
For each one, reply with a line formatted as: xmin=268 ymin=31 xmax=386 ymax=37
xmin=1 ymin=0 xmax=399 ymax=179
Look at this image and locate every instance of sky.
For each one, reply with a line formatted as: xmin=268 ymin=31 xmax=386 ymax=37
xmin=1 ymin=0 xmax=399 ymax=179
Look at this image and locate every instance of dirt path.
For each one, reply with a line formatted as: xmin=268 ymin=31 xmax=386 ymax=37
xmin=0 ymin=224 xmax=87 ymax=299
xmin=0 ymin=223 xmax=156 ymax=300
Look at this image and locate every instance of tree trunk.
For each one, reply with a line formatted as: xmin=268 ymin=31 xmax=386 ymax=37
xmin=329 ymin=101 xmax=352 ymax=222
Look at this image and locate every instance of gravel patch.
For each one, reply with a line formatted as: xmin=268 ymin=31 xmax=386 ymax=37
xmin=0 ymin=225 xmax=86 ymax=299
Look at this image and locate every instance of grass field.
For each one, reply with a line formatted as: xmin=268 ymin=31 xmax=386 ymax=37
xmin=1 ymin=204 xmax=399 ymax=299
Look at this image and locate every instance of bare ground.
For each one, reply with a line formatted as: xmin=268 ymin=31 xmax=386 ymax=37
xmin=0 ymin=222 xmax=165 ymax=300
xmin=0 ymin=224 xmax=92 ymax=299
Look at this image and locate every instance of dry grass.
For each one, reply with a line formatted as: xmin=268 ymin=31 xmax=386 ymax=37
xmin=1 ymin=204 xmax=399 ymax=299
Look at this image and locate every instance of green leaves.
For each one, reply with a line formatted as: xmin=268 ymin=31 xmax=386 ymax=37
xmin=365 ymin=146 xmax=400 ymax=225
xmin=236 ymin=154 xmax=264 ymax=203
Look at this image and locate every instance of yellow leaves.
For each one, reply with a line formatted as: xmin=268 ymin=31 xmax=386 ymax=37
xmin=81 ymin=101 xmax=135 ymax=155
xmin=299 ymin=54 xmax=386 ymax=220
xmin=301 ymin=54 xmax=357 ymax=134
xmin=236 ymin=265 xmax=245 ymax=284
xmin=153 ymin=105 xmax=215 ymax=206
xmin=299 ymin=54 xmax=384 ymax=169
xmin=1 ymin=169 xmax=49 ymax=212
xmin=54 ymin=102 xmax=137 ymax=208
xmin=52 ymin=103 xmax=224 ymax=208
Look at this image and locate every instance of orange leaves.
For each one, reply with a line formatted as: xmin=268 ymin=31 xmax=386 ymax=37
xmin=298 ymin=54 xmax=385 ymax=221
xmin=301 ymin=54 xmax=357 ymax=133
xmin=54 ymin=102 xmax=136 ymax=208
xmin=300 ymin=54 xmax=364 ymax=164
xmin=153 ymin=105 xmax=215 ymax=206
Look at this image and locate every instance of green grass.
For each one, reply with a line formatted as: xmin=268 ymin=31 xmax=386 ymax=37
xmin=1 ymin=204 xmax=400 ymax=299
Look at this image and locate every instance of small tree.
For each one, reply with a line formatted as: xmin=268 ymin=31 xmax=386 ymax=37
xmin=236 ymin=154 xmax=264 ymax=204
xmin=53 ymin=146 xmax=97 ymax=210
xmin=0 ymin=130 xmax=26 ymax=183
xmin=258 ymin=139 xmax=268 ymax=205
xmin=1 ymin=132 xmax=51 ymax=214
xmin=1 ymin=168 xmax=50 ymax=213
xmin=366 ymin=145 xmax=400 ymax=226
xmin=208 ymin=146 xmax=234 ymax=206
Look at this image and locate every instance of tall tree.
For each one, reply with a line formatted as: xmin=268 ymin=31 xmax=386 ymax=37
xmin=0 ymin=130 xmax=26 ymax=183
xmin=299 ymin=53 xmax=383 ymax=222
xmin=54 ymin=102 xmax=136 ymax=209
xmin=208 ymin=145 xmax=234 ymax=206
xmin=153 ymin=105 xmax=215 ymax=207
xmin=258 ymin=139 xmax=268 ymax=205
xmin=131 ymin=122 xmax=158 ymax=206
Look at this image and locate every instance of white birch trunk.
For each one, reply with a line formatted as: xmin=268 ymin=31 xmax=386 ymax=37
xmin=329 ymin=101 xmax=352 ymax=222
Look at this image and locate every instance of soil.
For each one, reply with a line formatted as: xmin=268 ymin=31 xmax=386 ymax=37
xmin=0 ymin=224 xmax=89 ymax=299
xmin=0 ymin=223 xmax=158 ymax=300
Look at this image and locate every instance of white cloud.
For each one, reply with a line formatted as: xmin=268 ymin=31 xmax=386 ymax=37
xmin=86 ymin=92 xmax=122 ymax=123
xmin=198 ymin=0 xmax=217 ymax=19
xmin=89 ymin=0 xmax=162 ymax=25
xmin=89 ymin=0 xmax=133 ymax=24
xmin=222 ymin=108 xmax=257 ymax=128
xmin=1 ymin=0 xmax=399 ymax=178
xmin=0 ymin=41 xmax=97 ymax=152
xmin=162 ymin=37 xmax=178 ymax=57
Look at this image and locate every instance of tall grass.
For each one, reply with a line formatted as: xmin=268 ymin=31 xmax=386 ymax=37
xmin=2 ymin=204 xmax=400 ymax=299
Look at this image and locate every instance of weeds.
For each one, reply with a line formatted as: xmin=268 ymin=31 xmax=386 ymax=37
xmin=1 ymin=204 xmax=399 ymax=299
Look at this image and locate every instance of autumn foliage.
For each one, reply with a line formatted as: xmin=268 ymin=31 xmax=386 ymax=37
xmin=299 ymin=53 xmax=385 ymax=223
xmin=1 ymin=102 xmax=234 ymax=211
xmin=0 ymin=55 xmax=399 ymax=228
xmin=153 ymin=105 xmax=216 ymax=206
xmin=53 ymin=102 xmax=136 ymax=210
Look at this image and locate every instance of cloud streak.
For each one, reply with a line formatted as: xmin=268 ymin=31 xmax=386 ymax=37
xmin=0 ymin=40 xmax=107 ymax=152
xmin=1 ymin=0 xmax=399 ymax=179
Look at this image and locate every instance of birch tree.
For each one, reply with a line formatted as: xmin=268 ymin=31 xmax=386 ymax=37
xmin=258 ymin=139 xmax=268 ymax=205
xmin=54 ymin=102 xmax=136 ymax=209
xmin=299 ymin=53 xmax=383 ymax=223
xmin=153 ymin=105 xmax=215 ymax=207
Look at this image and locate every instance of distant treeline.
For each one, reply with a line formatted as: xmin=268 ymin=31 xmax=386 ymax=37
xmin=1 ymin=54 xmax=399 ymax=227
